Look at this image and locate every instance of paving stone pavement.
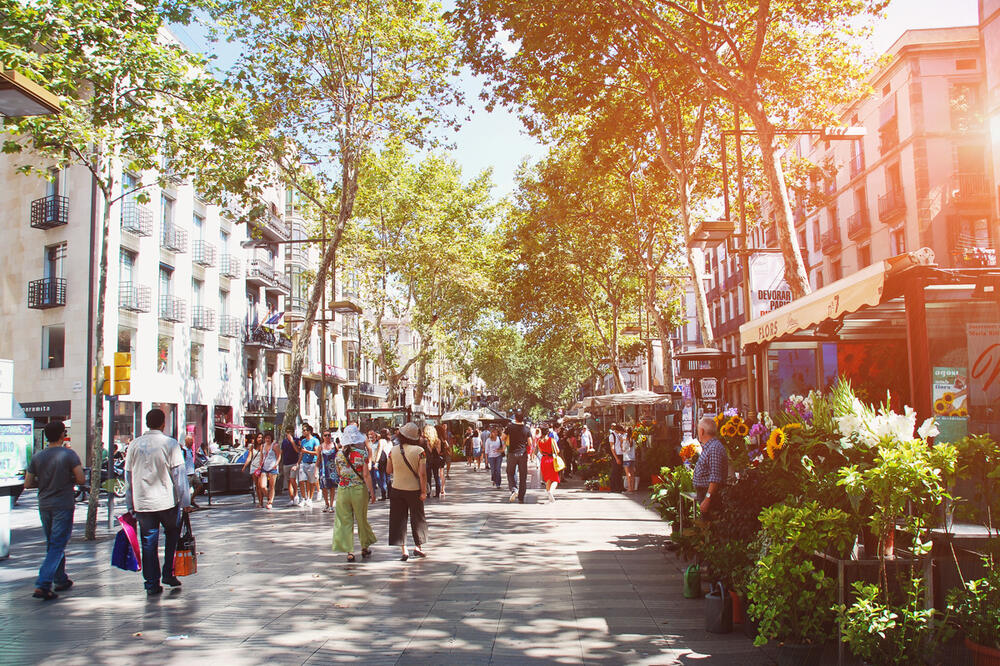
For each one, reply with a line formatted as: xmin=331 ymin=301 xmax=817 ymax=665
xmin=1 ymin=465 xmax=789 ymax=665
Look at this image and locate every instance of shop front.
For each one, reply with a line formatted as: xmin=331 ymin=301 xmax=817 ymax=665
xmin=19 ymin=400 xmax=71 ymax=453
xmin=739 ymin=249 xmax=1000 ymax=441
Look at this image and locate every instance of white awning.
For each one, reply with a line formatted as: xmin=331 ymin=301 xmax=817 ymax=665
xmin=739 ymin=249 xmax=934 ymax=347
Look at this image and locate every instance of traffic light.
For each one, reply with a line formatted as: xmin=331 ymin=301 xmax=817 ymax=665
xmin=92 ymin=353 xmax=131 ymax=395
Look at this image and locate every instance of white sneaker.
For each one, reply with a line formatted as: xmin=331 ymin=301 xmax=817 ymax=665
xmin=304 ymin=498 xmax=313 ymax=508
xmin=509 ymin=490 xmax=517 ymax=503
xmin=547 ymin=491 xmax=555 ymax=503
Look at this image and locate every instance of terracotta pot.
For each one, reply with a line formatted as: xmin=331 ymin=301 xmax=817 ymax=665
xmin=651 ymin=473 xmax=665 ymax=485
xmin=730 ymin=589 xmax=745 ymax=625
xmin=599 ymin=485 xmax=610 ymax=492
xmin=967 ymin=638 xmax=1000 ymax=666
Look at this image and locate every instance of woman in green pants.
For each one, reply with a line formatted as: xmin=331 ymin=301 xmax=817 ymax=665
xmin=332 ymin=425 xmax=377 ymax=562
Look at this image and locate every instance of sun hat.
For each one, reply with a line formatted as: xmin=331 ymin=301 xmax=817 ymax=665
xmin=342 ymin=424 xmax=367 ymax=446
xmin=399 ymin=422 xmax=421 ymax=441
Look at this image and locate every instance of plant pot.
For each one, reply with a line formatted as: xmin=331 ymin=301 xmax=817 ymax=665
xmin=651 ymin=473 xmax=664 ymax=485
xmin=599 ymin=485 xmax=610 ymax=491
xmin=967 ymin=638 xmax=1000 ymax=666
xmin=730 ymin=589 xmax=745 ymax=625
xmin=774 ymin=642 xmax=824 ymax=666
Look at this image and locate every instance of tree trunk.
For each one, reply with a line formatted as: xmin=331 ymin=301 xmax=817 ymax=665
xmin=85 ymin=195 xmax=112 ymax=540
xmin=282 ymin=158 xmax=359 ymax=432
xmin=746 ymin=105 xmax=811 ymax=299
xmin=413 ymin=355 xmax=427 ymax=406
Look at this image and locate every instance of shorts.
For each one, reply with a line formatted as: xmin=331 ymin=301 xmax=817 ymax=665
xmin=263 ymin=468 xmax=278 ymax=476
xmin=282 ymin=464 xmax=298 ymax=481
xmin=298 ymin=462 xmax=318 ymax=483
xmin=623 ymin=459 xmax=636 ymax=468
xmin=472 ymin=448 xmax=482 ymax=457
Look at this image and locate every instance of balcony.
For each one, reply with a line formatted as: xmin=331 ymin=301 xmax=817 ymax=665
xmin=121 ymin=200 xmax=153 ymax=236
xmin=847 ymin=209 xmax=871 ymax=240
xmin=251 ymin=206 xmax=290 ymax=242
xmin=244 ymin=325 xmax=277 ymax=348
xmin=274 ymin=334 xmax=293 ymax=353
xmin=30 ymin=195 xmax=68 ymax=230
xmin=192 ymin=240 xmax=216 ymax=267
xmin=286 ymin=296 xmax=308 ymax=321
xmin=220 ymin=254 xmax=240 ymax=279
xmin=821 ymin=229 xmax=842 ymax=256
xmin=27 ymin=277 xmax=66 ymax=309
xmin=877 ymin=187 xmax=906 ymax=222
xmin=161 ymin=224 xmax=188 ymax=253
xmin=286 ymin=243 xmax=309 ymax=267
xmin=346 ymin=367 xmax=359 ymax=383
xmin=159 ymin=295 xmax=186 ymax=323
xmin=192 ymin=306 xmax=216 ymax=331
xmin=848 ymin=152 xmax=865 ymax=179
xmin=949 ymin=173 xmax=992 ymax=207
xmin=220 ymin=315 xmax=242 ymax=338
xmin=245 ymin=396 xmax=277 ymax=415
xmin=266 ymin=269 xmax=291 ymax=295
xmin=246 ymin=259 xmax=274 ymax=287
xmin=360 ymin=381 xmax=389 ymax=399
xmin=119 ymin=283 xmax=151 ymax=313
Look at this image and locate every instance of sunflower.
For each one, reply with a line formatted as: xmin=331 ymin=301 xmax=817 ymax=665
xmin=934 ymin=399 xmax=950 ymax=415
xmin=737 ymin=423 xmax=749 ymax=437
xmin=957 ymin=407 xmax=969 ymax=417
xmin=721 ymin=424 xmax=737 ymax=438
xmin=765 ymin=428 xmax=787 ymax=460
xmin=942 ymin=392 xmax=955 ymax=403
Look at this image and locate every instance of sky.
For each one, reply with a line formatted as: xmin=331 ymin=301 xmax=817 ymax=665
xmin=171 ymin=0 xmax=981 ymax=199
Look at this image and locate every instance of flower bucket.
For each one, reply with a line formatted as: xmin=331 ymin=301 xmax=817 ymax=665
xmin=967 ymin=638 xmax=1000 ymax=666
xmin=651 ymin=473 xmax=664 ymax=485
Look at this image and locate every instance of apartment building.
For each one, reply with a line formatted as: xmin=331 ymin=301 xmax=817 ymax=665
xmin=982 ymin=0 xmax=1000 ymax=213
xmin=0 ymin=157 xmax=253 ymax=456
xmin=701 ymin=26 xmax=997 ymax=411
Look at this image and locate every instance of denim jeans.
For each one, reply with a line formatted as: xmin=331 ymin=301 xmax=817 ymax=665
xmin=371 ymin=467 xmax=387 ymax=498
xmin=136 ymin=506 xmax=181 ymax=590
xmin=35 ymin=508 xmax=74 ymax=590
xmin=428 ymin=467 xmax=441 ymax=496
xmin=488 ymin=456 xmax=502 ymax=487
xmin=507 ymin=454 xmax=528 ymax=501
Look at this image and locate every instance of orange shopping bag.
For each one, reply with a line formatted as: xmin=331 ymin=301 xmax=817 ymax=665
xmin=173 ymin=513 xmax=197 ymax=576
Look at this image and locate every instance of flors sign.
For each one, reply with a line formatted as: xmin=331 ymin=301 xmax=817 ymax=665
xmin=966 ymin=323 xmax=1000 ymax=407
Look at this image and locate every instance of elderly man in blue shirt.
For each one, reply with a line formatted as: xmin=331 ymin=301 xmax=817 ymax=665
xmin=693 ymin=416 xmax=729 ymax=516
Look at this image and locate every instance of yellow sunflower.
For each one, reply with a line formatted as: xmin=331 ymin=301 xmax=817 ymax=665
xmin=765 ymin=428 xmax=787 ymax=460
xmin=737 ymin=423 xmax=749 ymax=437
xmin=721 ymin=424 xmax=737 ymax=438
xmin=957 ymin=407 xmax=969 ymax=417
xmin=934 ymin=399 xmax=950 ymax=415
xmin=942 ymin=392 xmax=955 ymax=403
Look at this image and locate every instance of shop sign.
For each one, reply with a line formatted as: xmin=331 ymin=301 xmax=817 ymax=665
xmin=932 ymin=366 xmax=968 ymax=443
xmin=19 ymin=400 xmax=72 ymax=418
xmin=749 ymin=253 xmax=792 ymax=319
xmin=966 ymin=323 xmax=1000 ymax=407
xmin=699 ymin=377 xmax=718 ymax=399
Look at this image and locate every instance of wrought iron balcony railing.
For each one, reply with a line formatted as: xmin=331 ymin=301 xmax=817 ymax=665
xmin=159 ymin=295 xmax=186 ymax=323
xmin=119 ymin=283 xmax=151 ymax=313
xmin=192 ymin=240 xmax=216 ymax=267
xmin=877 ymin=187 xmax=905 ymax=222
xmin=219 ymin=315 xmax=242 ymax=338
xmin=192 ymin=306 xmax=216 ymax=331
xmin=28 ymin=277 xmax=66 ymax=309
xmin=220 ymin=254 xmax=240 ymax=279
xmin=847 ymin=208 xmax=871 ymax=240
xmin=30 ymin=195 xmax=69 ymax=230
xmin=161 ymin=224 xmax=188 ymax=253
xmin=121 ymin=200 xmax=153 ymax=236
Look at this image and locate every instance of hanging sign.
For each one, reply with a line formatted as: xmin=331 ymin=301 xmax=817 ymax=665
xmin=749 ymin=253 xmax=792 ymax=319
xmin=699 ymin=377 xmax=718 ymax=399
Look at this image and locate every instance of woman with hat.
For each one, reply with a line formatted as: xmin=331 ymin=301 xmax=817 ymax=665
xmin=387 ymin=422 xmax=428 ymax=561
xmin=331 ymin=424 xmax=377 ymax=562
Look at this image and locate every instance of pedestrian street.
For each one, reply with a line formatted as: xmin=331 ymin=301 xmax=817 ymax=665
xmin=0 ymin=467 xmax=772 ymax=665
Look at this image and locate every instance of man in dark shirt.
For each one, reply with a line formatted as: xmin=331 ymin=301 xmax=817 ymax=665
xmin=280 ymin=427 xmax=300 ymax=504
xmin=24 ymin=421 xmax=85 ymax=600
xmin=504 ymin=410 xmax=531 ymax=504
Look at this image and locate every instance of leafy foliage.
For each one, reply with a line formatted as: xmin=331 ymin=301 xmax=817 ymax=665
xmin=947 ymin=556 xmax=1000 ymax=650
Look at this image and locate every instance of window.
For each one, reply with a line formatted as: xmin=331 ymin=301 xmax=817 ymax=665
xmin=878 ymin=93 xmax=899 ymax=154
xmin=190 ymin=342 xmax=203 ymax=379
xmin=887 ymin=162 xmax=903 ymax=194
xmin=891 ymin=226 xmax=907 ymax=255
xmin=812 ymin=219 xmax=822 ymax=251
xmin=192 ymin=278 xmax=203 ymax=307
xmin=952 ymin=84 xmax=984 ymax=131
xmin=122 ymin=172 xmax=138 ymax=197
xmin=46 ymin=167 xmax=61 ymax=198
xmin=858 ymin=244 xmax=872 ymax=268
xmin=44 ymin=243 xmax=66 ymax=279
xmin=816 ymin=271 xmax=825 ymax=290
xmin=117 ymin=326 xmax=136 ymax=355
xmin=956 ymin=58 xmax=977 ymax=71
xmin=220 ymin=229 xmax=229 ymax=249
xmin=157 ymin=335 xmax=172 ymax=373
xmin=832 ymin=260 xmax=843 ymax=281
xmin=120 ymin=249 xmax=136 ymax=284
xmin=160 ymin=194 xmax=174 ymax=239
xmin=193 ymin=213 xmax=204 ymax=240
xmin=159 ymin=265 xmax=173 ymax=297
xmin=219 ymin=289 xmax=229 ymax=317
xmin=41 ymin=325 xmax=65 ymax=369
xmin=219 ymin=349 xmax=230 ymax=382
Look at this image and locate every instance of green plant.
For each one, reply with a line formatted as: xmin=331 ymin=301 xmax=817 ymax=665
xmin=947 ymin=555 xmax=1000 ymax=650
xmin=747 ymin=500 xmax=854 ymax=647
xmin=836 ymin=575 xmax=951 ymax=665
xmin=952 ymin=435 xmax=1000 ymax=533
xmin=647 ymin=465 xmax=692 ymax=523
xmin=584 ymin=479 xmax=600 ymax=491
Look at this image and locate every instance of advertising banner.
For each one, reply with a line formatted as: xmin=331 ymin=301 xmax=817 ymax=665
xmin=0 ymin=420 xmax=33 ymax=487
xmin=966 ymin=323 xmax=1000 ymax=407
xmin=932 ymin=366 xmax=968 ymax=443
xmin=748 ymin=253 xmax=792 ymax=320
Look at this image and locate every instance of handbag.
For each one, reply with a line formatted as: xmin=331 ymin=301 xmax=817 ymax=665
xmin=111 ymin=528 xmax=141 ymax=571
xmin=553 ymin=453 xmax=566 ymax=472
xmin=173 ymin=513 xmax=197 ymax=577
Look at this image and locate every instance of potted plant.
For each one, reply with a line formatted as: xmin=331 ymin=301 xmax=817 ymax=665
xmin=747 ymin=500 xmax=854 ymax=664
xmin=837 ymin=575 xmax=951 ymax=665
xmin=947 ymin=555 xmax=1000 ymax=666
xmin=647 ymin=465 xmax=693 ymax=532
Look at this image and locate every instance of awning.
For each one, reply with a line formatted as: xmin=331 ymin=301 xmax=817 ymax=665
xmin=584 ymin=389 xmax=675 ymax=408
xmin=739 ymin=249 xmax=934 ymax=347
xmin=440 ymin=410 xmax=480 ymax=423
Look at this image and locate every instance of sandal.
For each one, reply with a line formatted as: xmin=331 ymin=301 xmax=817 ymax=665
xmin=413 ymin=549 xmax=427 ymax=558
xmin=399 ymin=553 xmax=409 ymax=561
xmin=346 ymin=553 xmax=356 ymax=563
xmin=361 ymin=548 xmax=372 ymax=559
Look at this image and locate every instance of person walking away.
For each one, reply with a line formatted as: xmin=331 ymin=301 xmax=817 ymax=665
xmin=484 ymin=426 xmax=504 ymax=489
xmin=504 ymin=410 xmax=531 ymax=503
xmin=387 ymin=422 xmax=428 ymax=561
xmin=693 ymin=417 xmax=729 ymax=518
xmin=608 ymin=424 xmax=625 ymax=493
xmin=181 ymin=435 xmax=203 ymax=509
xmin=578 ymin=424 xmax=593 ymax=471
xmin=463 ymin=427 xmax=474 ymax=467
xmin=298 ymin=424 xmax=321 ymax=507
xmin=280 ymin=427 xmax=301 ymax=505
xmin=125 ymin=408 xmax=191 ymax=596
xmin=537 ymin=429 xmax=561 ymax=503
xmin=471 ymin=428 xmax=483 ymax=471
xmin=373 ymin=430 xmax=390 ymax=500
xmin=622 ymin=427 xmax=638 ymax=492
xmin=241 ymin=435 xmax=265 ymax=507
xmin=258 ymin=433 xmax=280 ymax=509
xmin=24 ymin=421 xmax=84 ymax=600
xmin=437 ymin=425 xmax=453 ymax=481
xmin=318 ymin=431 xmax=339 ymax=512
xmin=425 ymin=426 xmax=445 ymax=498
xmin=331 ymin=425 xmax=377 ymax=562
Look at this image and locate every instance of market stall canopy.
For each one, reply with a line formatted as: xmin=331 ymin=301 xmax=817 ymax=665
xmin=584 ymin=389 xmax=676 ymax=408
xmin=440 ymin=410 xmax=480 ymax=423
xmin=739 ymin=249 xmax=935 ymax=348
xmin=475 ymin=406 xmax=508 ymax=422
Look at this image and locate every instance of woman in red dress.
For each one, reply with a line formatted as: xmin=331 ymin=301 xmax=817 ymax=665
xmin=538 ymin=430 xmax=560 ymax=503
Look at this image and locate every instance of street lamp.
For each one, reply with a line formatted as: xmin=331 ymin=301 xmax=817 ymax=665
xmin=0 ymin=70 xmax=61 ymax=116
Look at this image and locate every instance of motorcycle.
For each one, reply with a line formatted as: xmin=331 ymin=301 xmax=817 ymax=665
xmin=75 ymin=454 xmax=126 ymax=502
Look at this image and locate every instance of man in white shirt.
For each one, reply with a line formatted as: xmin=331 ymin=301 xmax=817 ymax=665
xmin=125 ymin=409 xmax=191 ymax=596
xmin=578 ymin=424 xmax=593 ymax=468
